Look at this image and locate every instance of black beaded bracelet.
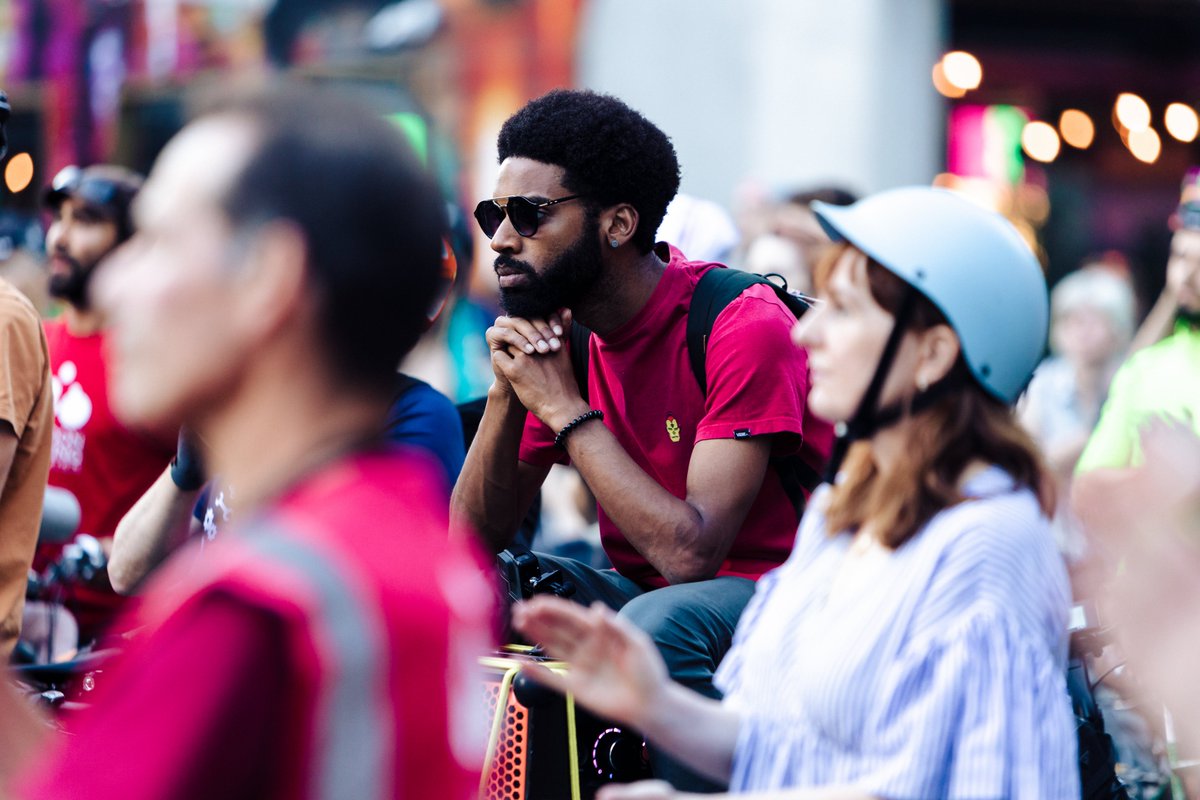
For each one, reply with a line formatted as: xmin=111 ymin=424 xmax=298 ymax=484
xmin=554 ymin=409 xmax=604 ymax=449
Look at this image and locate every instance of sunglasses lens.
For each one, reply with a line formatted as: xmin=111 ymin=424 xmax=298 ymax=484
xmin=473 ymin=200 xmax=504 ymax=238
xmin=506 ymin=197 xmax=539 ymax=237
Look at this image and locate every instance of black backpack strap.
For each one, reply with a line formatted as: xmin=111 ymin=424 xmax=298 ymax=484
xmin=568 ymin=321 xmax=592 ymax=403
xmin=687 ymin=268 xmax=811 ymax=394
xmin=686 ymin=267 xmax=821 ymax=514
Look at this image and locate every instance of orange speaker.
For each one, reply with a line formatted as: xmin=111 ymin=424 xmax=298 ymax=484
xmin=480 ymin=646 xmax=650 ymax=800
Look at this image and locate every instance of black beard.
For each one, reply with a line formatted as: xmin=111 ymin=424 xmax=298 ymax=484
xmin=47 ymin=255 xmax=96 ymax=309
xmin=497 ymin=222 xmax=604 ymax=320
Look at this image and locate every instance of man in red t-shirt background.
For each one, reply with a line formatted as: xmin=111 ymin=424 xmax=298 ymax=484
xmin=452 ymin=89 xmax=834 ymax=792
xmin=39 ymin=165 xmax=174 ymax=636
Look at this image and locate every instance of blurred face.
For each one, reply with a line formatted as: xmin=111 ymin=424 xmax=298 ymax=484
xmin=791 ymin=248 xmax=924 ymax=423
xmin=485 ymin=157 xmax=603 ymax=319
xmin=94 ymin=117 xmax=258 ymax=429
xmin=774 ymin=204 xmax=830 ymax=281
xmin=1053 ymin=306 xmax=1120 ymax=366
xmin=45 ymin=197 xmax=119 ymax=309
xmin=1167 ymin=228 xmax=1200 ymax=313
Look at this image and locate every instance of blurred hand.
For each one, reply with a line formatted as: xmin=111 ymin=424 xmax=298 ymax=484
xmin=1080 ymin=416 xmax=1200 ymax=750
xmin=512 ymin=598 xmax=669 ymax=730
xmin=597 ymin=780 xmax=683 ymax=800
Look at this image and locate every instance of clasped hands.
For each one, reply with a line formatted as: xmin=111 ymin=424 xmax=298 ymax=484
xmin=486 ymin=309 xmax=590 ymax=431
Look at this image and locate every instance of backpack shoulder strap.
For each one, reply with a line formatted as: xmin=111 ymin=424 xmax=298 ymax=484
xmin=686 ymin=267 xmax=810 ymax=394
xmin=568 ymin=321 xmax=592 ymax=402
xmin=686 ymin=267 xmax=821 ymax=513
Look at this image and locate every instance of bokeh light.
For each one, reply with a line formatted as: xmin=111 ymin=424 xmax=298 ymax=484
xmin=942 ymin=51 xmax=983 ymax=90
xmin=1114 ymin=93 xmax=1152 ymax=132
xmin=1127 ymin=127 xmax=1162 ymax=163
xmin=4 ymin=153 xmax=33 ymax=193
xmin=1165 ymin=102 xmax=1199 ymax=142
xmin=1058 ymin=109 xmax=1095 ymax=149
xmin=1021 ymin=121 xmax=1061 ymax=163
xmin=932 ymin=62 xmax=967 ymax=99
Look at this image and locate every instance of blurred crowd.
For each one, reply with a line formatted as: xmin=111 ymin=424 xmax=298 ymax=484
xmin=0 ymin=75 xmax=1194 ymax=800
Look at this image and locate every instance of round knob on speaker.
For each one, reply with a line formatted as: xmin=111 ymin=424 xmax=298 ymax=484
xmin=511 ymin=669 xmax=560 ymax=708
xmin=592 ymin=728 xmax=647 ymax=780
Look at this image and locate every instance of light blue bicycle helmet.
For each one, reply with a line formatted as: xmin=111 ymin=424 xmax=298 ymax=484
xmin=812 ymin=186 xmax=1048 ymax=405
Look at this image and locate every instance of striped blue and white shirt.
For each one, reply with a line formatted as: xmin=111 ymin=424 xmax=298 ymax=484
xmin=715 ymin=467 xmax=1079 ymax=798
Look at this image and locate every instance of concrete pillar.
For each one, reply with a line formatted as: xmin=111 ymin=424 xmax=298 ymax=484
xmin=578 ymin=0 xmax=945 ymax=204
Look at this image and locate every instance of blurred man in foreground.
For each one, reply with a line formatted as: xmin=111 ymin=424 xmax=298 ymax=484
xmin=0 ymin=83 xmax=492 ymax=800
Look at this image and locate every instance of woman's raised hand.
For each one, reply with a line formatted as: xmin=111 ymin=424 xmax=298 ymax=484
xmin=512 ymin=597 xmax=669 ymax=730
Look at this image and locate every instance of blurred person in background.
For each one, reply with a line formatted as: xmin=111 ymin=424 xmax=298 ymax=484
xmin=741 ymin=186 xmax=857 ymax=297
xmin=656 ymin=193 xmax=741 ymax=265
xmin=1074 ymin=168 xmax=1200 ymax=502
xmin=1019 ymin=263 xmax=1136 ymax=560
xmin=0 ymin=262 xmax=53 ymax=663
xmin=0 ymin=84 xmax=55 ymax=663
xmin=515 ymin=187 xmax=1078 ymax=799
xmin=38 ymin=165 xmax=175 ymax=639
xmin=107 ymin=364 xmax=466 ymax=595
xmin=453 ymin=88 xmax=832 ymax=792
xmin=0 ymin=83 xmax=492 ymax=800
xmin=770 ymin=186 xmax=857 ymax=293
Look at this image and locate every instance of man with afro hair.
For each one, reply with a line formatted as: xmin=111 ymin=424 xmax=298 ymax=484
xmin=453 ymin=89 xmax=831 ymax=791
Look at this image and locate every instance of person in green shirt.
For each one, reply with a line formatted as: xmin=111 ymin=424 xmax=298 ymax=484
xmin=1075 ymin=169 xmax=1200 ymax=508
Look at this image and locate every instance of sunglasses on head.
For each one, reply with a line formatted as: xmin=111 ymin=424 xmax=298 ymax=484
xmin=473 ymin=194 xmax=582 ymax=238
xmin=48 ymin=165 xmax=129 ymax=211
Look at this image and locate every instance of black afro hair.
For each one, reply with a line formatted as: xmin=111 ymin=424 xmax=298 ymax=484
xmin=497 ymin=89 xmax=681 ymax=254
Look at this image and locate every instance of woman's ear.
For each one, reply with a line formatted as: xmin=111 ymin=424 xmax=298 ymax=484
xmin=915 ymin=324 xmax=961 ymax=387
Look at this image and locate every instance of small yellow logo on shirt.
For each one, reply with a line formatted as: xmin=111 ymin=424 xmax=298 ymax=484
xmin=665 ymin=416 xmax=681 ymax=443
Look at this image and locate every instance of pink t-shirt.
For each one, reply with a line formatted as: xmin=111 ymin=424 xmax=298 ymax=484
xmin=520 ymin=247 xmax=833 ymax=588
xmin=20 ymin=449 xmax=494 ymax=800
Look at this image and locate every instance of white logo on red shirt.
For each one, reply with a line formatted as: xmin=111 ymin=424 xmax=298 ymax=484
xmin=50 ymin=361 xmax=93 ymax=473
xmin=52 ymin=361 xmax=93 ymax=430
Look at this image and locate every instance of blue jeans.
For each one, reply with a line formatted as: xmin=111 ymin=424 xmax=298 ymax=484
xmin=534 ymin=554 xmax=756 ymax=792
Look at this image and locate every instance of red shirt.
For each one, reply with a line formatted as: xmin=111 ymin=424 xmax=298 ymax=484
xmin=20 ymin=449 xmax=495 ymax=800
xmin=520 ymin=247 xmax=833 ymax=587
xmin=43 ymin=321 xmax=174 ymax=540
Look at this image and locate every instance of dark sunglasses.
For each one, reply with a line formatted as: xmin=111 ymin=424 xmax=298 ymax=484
xmin=473 ymin=194 xmax=581 ymax=238
xmin=46 ymin=165 xmax=132 ymax=211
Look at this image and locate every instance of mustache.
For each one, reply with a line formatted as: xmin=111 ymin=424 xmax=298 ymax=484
xmin=50 ymin=249 xmax=85 ymax=273
xmin=494 ymin=254 xmax=535 ymax=276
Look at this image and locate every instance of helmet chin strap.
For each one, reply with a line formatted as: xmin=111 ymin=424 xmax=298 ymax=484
xmin=821 ymin=287 xmax=966 ymax=484
xmin=823 ymin=286 xmax=961 ymax=484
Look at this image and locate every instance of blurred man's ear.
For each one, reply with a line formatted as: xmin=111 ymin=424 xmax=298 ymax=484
xmin=236 ymin=220 xmax=312 ymax=343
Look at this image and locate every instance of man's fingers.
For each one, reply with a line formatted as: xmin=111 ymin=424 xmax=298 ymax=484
xmin=487 ymin=325 xmax=538 ymax=355
xmin=493 ymin=314 xmax=563 ymax=353
xmin=509 ymin=317 xmax=558 ymax=353
xmin=548 ymin=310 xmax=566 ymax=338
